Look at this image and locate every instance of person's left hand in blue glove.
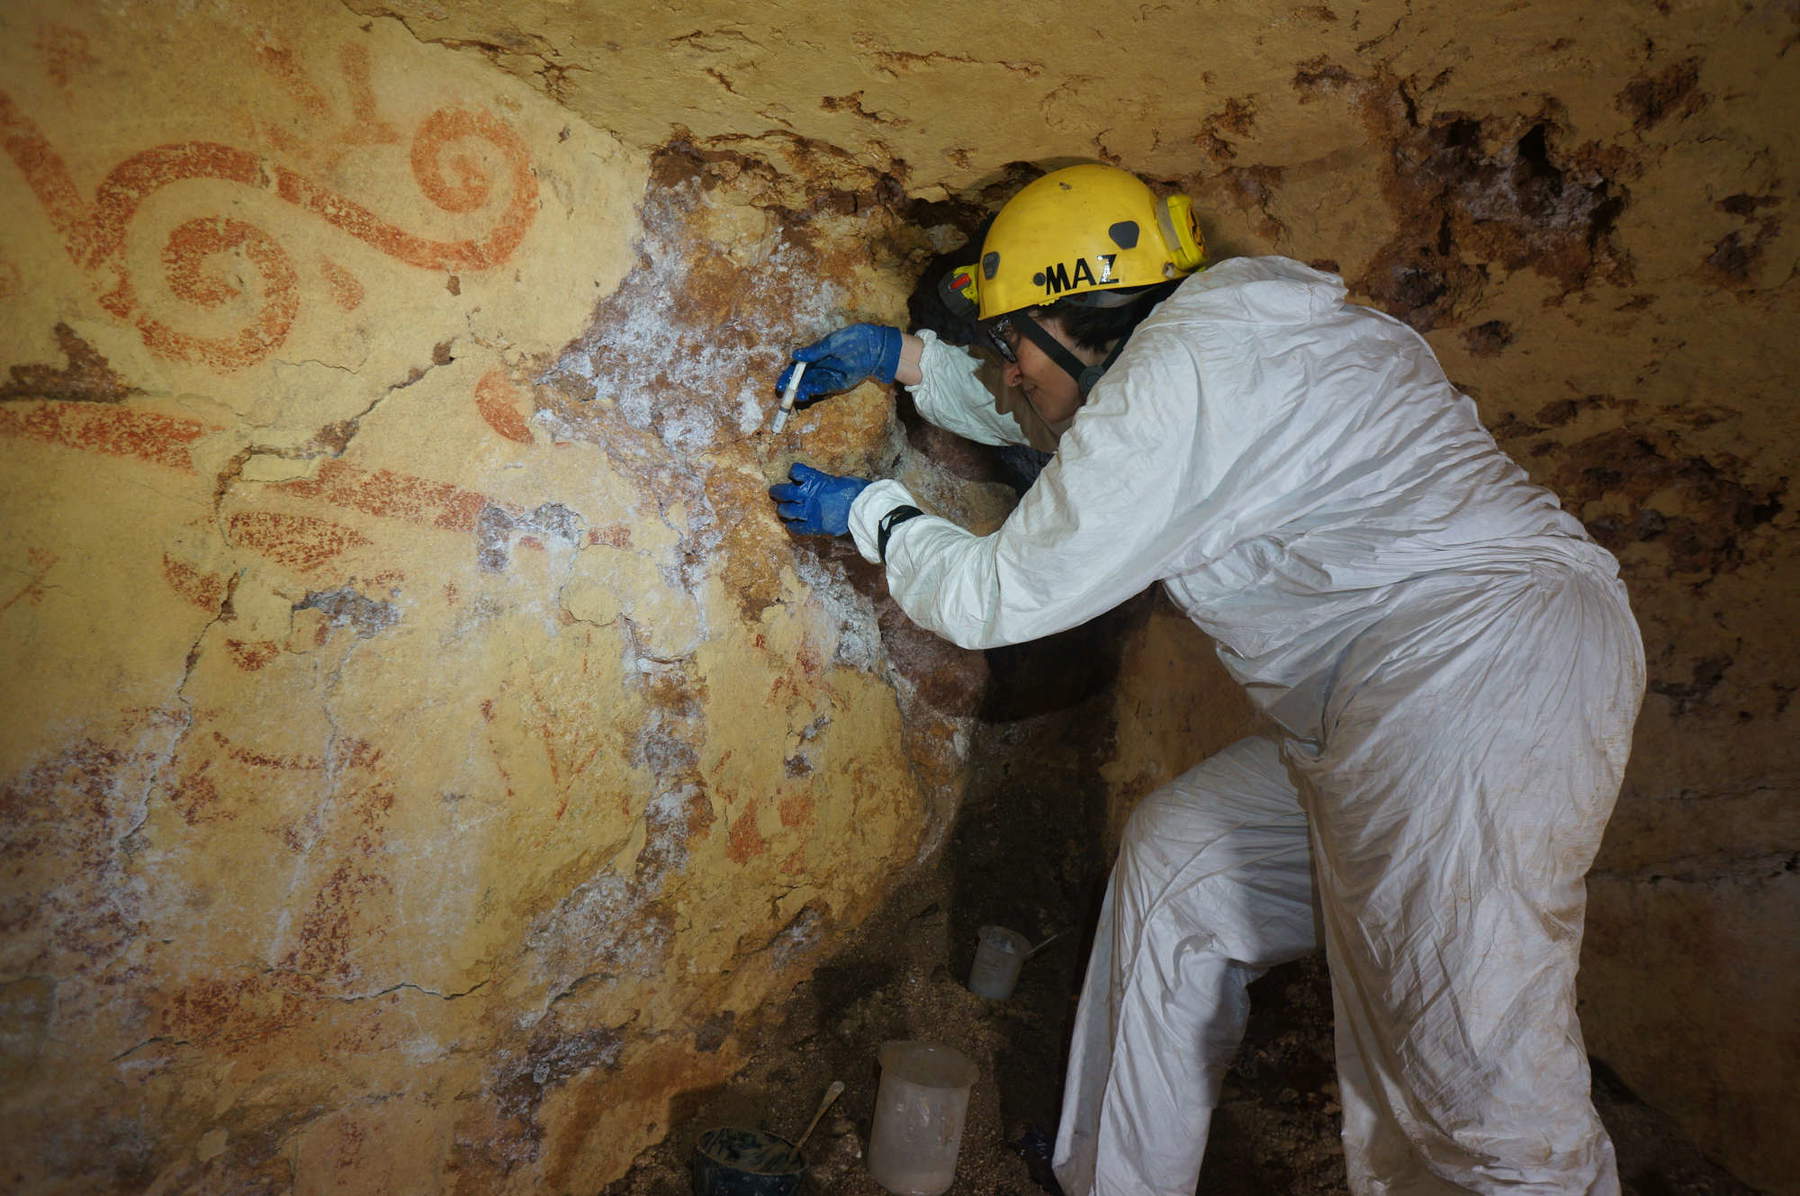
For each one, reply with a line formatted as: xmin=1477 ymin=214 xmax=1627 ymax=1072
xmin=769 ymin=463 xmax=871 ymax=536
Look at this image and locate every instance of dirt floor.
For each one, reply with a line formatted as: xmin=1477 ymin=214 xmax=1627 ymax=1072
xmin=603 ymin=604 xmax=1764 ymax=1196
xmin=603 ymin=865 xmax=1762 ymax=1195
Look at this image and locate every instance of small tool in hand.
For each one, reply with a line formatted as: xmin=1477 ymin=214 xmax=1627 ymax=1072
xmin=770 ymin=360 xmax=806 ymax=435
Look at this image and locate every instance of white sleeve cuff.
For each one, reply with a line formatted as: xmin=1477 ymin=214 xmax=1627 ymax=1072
xmin=848 ymin=479 xmax=924 ymax=564
xmin=907 ymin=330 xmax=1029 ymax=448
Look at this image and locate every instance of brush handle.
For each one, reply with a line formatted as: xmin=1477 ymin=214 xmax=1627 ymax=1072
xmin=769 ymin=360 xmax=806 ymax=436
xmin=794 ymin=1079 xmax=844 ymax=1152
xmin=779 ymin=360 xmax=808 ymax=412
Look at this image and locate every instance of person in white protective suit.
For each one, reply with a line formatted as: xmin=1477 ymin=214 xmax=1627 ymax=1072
xmin=767 ymin=163 xmax=1645 ymax=1195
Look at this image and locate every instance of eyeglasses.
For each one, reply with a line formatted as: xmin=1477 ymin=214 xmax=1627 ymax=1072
xmin=983 ymin=316 xmax=1018 ymax=364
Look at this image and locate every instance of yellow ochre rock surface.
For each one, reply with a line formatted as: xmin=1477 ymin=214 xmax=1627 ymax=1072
xmin=0 ymin=2 xmax=1006 ymax=1190
xmin=2 ymin=0 xmax=1797 ymax=1192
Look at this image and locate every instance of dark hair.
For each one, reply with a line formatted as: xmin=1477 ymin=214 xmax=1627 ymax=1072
xmin=1041 ymin=280 xmax=1182 ymax=353
xmin=907 ymin=215 xmax=998 ymax=348
xmin=908 ymin=246 xmax=983 ymax=347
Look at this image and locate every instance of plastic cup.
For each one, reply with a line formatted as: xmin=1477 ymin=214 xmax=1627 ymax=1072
xmin=967 ymin=925 xmax=1032 ymax=1000
xmin=866 ymin=1041 xmax=978 ymax=1196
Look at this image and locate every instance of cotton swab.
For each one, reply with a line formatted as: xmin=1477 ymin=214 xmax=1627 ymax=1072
xmin=770 ymin=360 xmax=806 ymax=435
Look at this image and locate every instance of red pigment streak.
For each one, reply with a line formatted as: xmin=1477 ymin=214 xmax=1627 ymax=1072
xmin=211 ymin=730 xmax=323 ymax=773
xmin=0 ymin=547 xmax=57 ymax=615
xmin=227 ymin=510 xmax=370 ymax=572
xmin=274 ymin=107 xmax=538 ymax=270
xmin=38 ymin=26 xmax=95 ymax=93
xmin=0 ymin=578 xmax=46 ymax=616
xmin=161 ymin=554 xmax=226 ymax=610
xmin=0 ymin=401 xmax=211 ymax=472
xmin=252 ymin=39 xmax=331 ymax=119
xmin=168 ymin=762 xmax=227 ymax=826
xmin=778 ymin=792 xmax=814 ymax=828
xmin=0 ymin=89 xmax=96 ymax=260
xmin=0 ymin=89 xmax=539 ymax=371
xmin=474 ymin=369 xmax=533 ymax=444
xmin=538 ymin=716 xmax=601 ymax=819
xmin=354 ymin=783 xmax=395 ymax=831
xmin=139 ymin=216 xmax=300 ymax=371
xmin=225 ymin=639 xmax=282 ymax=671
xmin=206 ymin=730 xmax=379 ymax=773
xmin=87 ymin=141 xmax=266 ymax=269
xmin=339 ymin=44 xmax=401 ymax=147
xmin=278 ymin=459 xmax=490 ymax=532
xmin=726 ymin=809 xmax=768 ymax=864
xmin=340 ymin=740 xmax=383 ymax=770
xmin=280 ymin=856 xmax=392 ymax=981
xmin=166 ymin=220 xmax=242 ymax=308
xmin=264 ymin=123 xmax=303 ymax=159
xmin=162 ymin=973 xmax=310 ymax=1051
xmin=320 ymin=257 xmax=364 ymax=311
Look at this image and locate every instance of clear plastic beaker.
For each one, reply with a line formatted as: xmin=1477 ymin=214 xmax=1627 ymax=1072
xmin=866 ymin=1040 xmax=978 ymax=1196
xmin=967 ymin=925 xmax=1032 ymax=1000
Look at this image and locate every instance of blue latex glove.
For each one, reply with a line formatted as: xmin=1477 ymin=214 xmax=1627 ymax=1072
xmin=769 ymin=463 xmax=871 ymax=537
xmin=776 ymin=324 xmax=903 ymax=406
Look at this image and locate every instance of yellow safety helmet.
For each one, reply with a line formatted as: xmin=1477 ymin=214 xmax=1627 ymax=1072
xmin=942 ymin=163 xmax=1206 ymax=322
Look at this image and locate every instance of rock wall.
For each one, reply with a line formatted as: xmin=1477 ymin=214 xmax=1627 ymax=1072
xmin=0 ymin=2 xmax=1006 ymax=1189
xmin=2 ymin=0 xmax=1794 ymax=1191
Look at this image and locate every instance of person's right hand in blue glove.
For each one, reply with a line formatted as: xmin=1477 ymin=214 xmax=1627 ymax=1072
xmin=768 ymin=463 xmax=871 ymax=537
xmin=776 ymin=324 xmax=903 ymax=407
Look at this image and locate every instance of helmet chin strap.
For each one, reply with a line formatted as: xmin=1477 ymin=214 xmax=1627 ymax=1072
xmin=1013 ymin=314 xmax=1125 ymax=398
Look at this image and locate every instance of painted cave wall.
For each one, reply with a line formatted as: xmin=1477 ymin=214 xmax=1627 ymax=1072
xmin=1 ymin=0 xmax=1794 ymax=1192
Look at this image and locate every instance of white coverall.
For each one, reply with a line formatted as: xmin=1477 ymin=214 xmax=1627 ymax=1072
xmin=845 ymin=257 xmax=1645 ymax=1194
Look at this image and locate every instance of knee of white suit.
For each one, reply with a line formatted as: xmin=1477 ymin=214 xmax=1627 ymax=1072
xmin=1106 ymin=740 xmax=1316 ymax=969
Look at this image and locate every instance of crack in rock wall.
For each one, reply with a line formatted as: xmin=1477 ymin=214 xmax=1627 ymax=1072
xmin=3 ymin=0 xmax=1797 ymax=1191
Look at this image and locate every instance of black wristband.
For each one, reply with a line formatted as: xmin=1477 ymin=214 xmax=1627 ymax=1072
xmin=876 ymin=505 xmax=924 ymax=563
